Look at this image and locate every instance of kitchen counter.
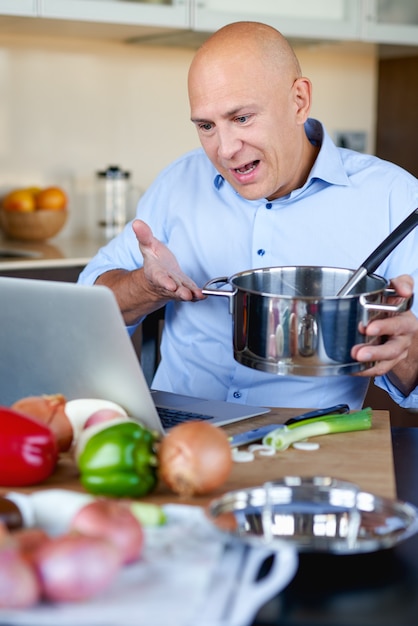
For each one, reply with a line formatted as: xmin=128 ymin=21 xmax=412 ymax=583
xmin=0 ymin=235 xmax=105 ymax=271
xmin=8 ymin=408 xmax=396 ymax=508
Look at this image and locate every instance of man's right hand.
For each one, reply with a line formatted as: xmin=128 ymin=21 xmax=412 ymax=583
xmin=133 ymin=219 xmax=204 ymax=302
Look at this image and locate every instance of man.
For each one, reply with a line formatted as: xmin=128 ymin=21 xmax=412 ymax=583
xmin=79 ymin=21 xmax=418 ymax=411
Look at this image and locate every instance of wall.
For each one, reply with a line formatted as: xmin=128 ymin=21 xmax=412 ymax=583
xmin=376 ymin=54 xmax=418 ymax=178
xmin=0 ymin=33 xmax=377 ymax=238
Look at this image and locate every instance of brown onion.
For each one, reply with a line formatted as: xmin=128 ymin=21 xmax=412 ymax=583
xmin=70 ymin=500 xmax=144 ymax=565
xmin=157 ymin=421 xmax=233 ymax=497
xmin=11 ymin=394 xmax=73 ymax=452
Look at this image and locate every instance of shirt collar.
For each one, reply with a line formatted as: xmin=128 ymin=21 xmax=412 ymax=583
xmin=305 ymin=118 xmax=350 ymax=187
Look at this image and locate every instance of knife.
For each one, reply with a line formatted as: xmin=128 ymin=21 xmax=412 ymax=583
xmin=229 ymin=403 xmax=350 ymax=447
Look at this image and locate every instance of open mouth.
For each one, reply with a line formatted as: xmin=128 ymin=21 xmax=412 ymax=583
xmin=234 ymin=160 xmax=259 ymax=175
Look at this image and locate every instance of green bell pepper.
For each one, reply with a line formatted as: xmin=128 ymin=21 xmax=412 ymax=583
xmin=77 ymin=421 xmax=159 ymax=497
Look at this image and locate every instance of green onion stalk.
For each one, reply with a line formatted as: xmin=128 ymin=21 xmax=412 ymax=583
xmin=262 ymin=407 xmax=372 ymax=451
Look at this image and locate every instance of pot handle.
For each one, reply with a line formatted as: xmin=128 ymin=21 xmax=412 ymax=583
xmin=360 ymin=289 xmax=414 ymax=313
xmin=202 ymin=277 xmax=236 ymax=314
xmin=202 ymin=276 xmax=236 ymax=297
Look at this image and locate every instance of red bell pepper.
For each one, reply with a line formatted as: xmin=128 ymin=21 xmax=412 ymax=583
xmin=0 ymin=407 xmax=59 ymax=486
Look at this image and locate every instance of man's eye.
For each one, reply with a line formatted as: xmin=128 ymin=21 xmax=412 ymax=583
xmin=235 ymin=115 xmax=250 ymax=124
xmin=199 ymin=122 xmax=213 ymax=131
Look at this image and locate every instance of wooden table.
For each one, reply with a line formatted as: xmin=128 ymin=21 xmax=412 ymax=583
xmin=12 ymin=408 xmax=395 ymax=508
xmin=222 ymin=407 xmax=395 ymax=500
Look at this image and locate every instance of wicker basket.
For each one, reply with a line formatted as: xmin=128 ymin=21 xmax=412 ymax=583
xmin=0 ymin=209 xmax=67 ymax=241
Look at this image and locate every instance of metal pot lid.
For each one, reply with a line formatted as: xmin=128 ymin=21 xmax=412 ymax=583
xmin=207 ymin=476 xmax=418 ymax=555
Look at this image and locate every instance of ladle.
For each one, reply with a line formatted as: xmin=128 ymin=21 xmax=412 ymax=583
xmin=337 ymin=207 xmax=418 ymax=296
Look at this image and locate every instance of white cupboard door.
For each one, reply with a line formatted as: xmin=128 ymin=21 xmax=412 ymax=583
xmin=361 ymin=0 xmax=418 ymax=45
xmin=192 ymin=0 xmax=361 ymax=41
xmin=0 ymin=0 xmax=38 ymax=16
xmin=39 ymin=0 xmax=190 ymax=29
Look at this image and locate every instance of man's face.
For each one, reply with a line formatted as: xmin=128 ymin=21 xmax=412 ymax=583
xmin=189 ymin=54 xmax=309 ymax=201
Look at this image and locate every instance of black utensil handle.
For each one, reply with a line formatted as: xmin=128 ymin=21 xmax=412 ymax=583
xmin=362 ymin=208 xmax=418 ymax=274
xmin=284 ymin=403 xmax=350 ymax=426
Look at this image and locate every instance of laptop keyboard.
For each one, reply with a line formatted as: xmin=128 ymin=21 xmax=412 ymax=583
xmin=157 ymin=406 xmax=212 ymax=429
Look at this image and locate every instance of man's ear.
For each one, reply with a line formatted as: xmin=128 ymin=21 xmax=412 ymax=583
xmin=293 ymin=77 xmax=312 ymax=123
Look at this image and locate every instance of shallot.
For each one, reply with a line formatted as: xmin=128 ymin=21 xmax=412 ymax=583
xmin=33 ymin=532 xmax=121 ymax=602
xmin=0 ymin=543 xmax=41 ymax=608
xmin=70 ymin=500 xmax=144 ymax=564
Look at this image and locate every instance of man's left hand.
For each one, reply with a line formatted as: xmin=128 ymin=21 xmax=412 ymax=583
xmin=352 ymin=275 xmax=418 ymax=392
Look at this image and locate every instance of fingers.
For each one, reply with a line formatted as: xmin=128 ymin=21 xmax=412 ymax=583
xmin=353 ymin=338 xmax=410 ymax=377
xmin=151 ymin=265 xmax=203 ymax=300
xmin=132 ymin=219 xmax=155 ymax=249
xmin=389 ymin=274 xmax=414 ymax=297
xmin=352 ymin=310 xmax=418 ymax=377
xmin=352 ymin=273 xmax=417 ymax=376
xmin=131 ymin=219 xmax=205 ymax=303
xmin=154 ymin=279 xmax=204 ymax=302
xmin=164 ymin=270 xmax=204 ymax=301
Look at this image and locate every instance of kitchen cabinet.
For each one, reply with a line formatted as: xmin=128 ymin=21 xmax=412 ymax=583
xmin=1 ymin=1 xmax=418 ymax=48
xmin=192 ymin=0 xmax=361 ymax=42
xmin=0 ymin=0 xmax=37 ymax=16
xmin=38 ymin=0 xmax=190 ymax=29
xmin=361 ymin=0 xmax=418 ymax=46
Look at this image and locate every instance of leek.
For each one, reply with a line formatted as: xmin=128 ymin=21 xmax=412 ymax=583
xmin=129 ymin=502 xmax=167 ymax=526
xmin=262 ymin=407 xmax=372 ymax=451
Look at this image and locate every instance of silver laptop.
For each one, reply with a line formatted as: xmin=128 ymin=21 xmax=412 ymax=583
xmin=0 ymin=276 xmax=269 ymax=433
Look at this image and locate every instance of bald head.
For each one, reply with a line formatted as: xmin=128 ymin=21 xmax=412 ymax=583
xmin=188 ymin=21 xmax=302 ymax=94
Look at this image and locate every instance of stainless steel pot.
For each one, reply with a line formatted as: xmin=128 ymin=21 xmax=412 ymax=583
xmin=202 ymin=266 xmax=413 ymax=376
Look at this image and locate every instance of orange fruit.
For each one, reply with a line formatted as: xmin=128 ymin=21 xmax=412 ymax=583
xmin=2 ymin=189 xmax=36 ymax=212
xmin=23 ymin=186 xmax=42 ymax=196
xmin=35 ymin=187 xmax=67 ymax=211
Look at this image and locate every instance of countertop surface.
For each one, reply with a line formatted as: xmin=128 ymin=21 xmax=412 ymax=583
xmin=7 ymin=408 xmax=395 ymax=506
xmin=0 ymin=234 xmax=106 ymax=270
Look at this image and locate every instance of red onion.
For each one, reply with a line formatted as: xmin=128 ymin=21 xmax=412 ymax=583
xmin=83 ymin=408 xmax=126 ymax=429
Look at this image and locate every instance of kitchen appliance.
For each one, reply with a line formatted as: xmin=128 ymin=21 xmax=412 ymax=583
xmin=96 ymin=165 xmax=131 ymax=239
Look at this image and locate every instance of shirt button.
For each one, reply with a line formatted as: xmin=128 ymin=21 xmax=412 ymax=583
xmin=233 ymin=391 xmax=242 ymax=399
xmin=266 ymin=202 xmax=273 ymax=209
xmin=257 ymin=249 xmax=265 ymax=256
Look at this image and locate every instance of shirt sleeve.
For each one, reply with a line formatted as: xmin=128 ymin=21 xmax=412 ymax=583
xmin=375 ymin=375 xmax=418 ymax=410
xmin=374 ymin=172 xmax=418 ymax=410
xmin=78 ymin=225 xmax=141 ymax=286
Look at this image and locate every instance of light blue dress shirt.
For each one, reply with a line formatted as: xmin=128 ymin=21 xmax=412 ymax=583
xmin=79 ymin=119 xmax=418 ymax=410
